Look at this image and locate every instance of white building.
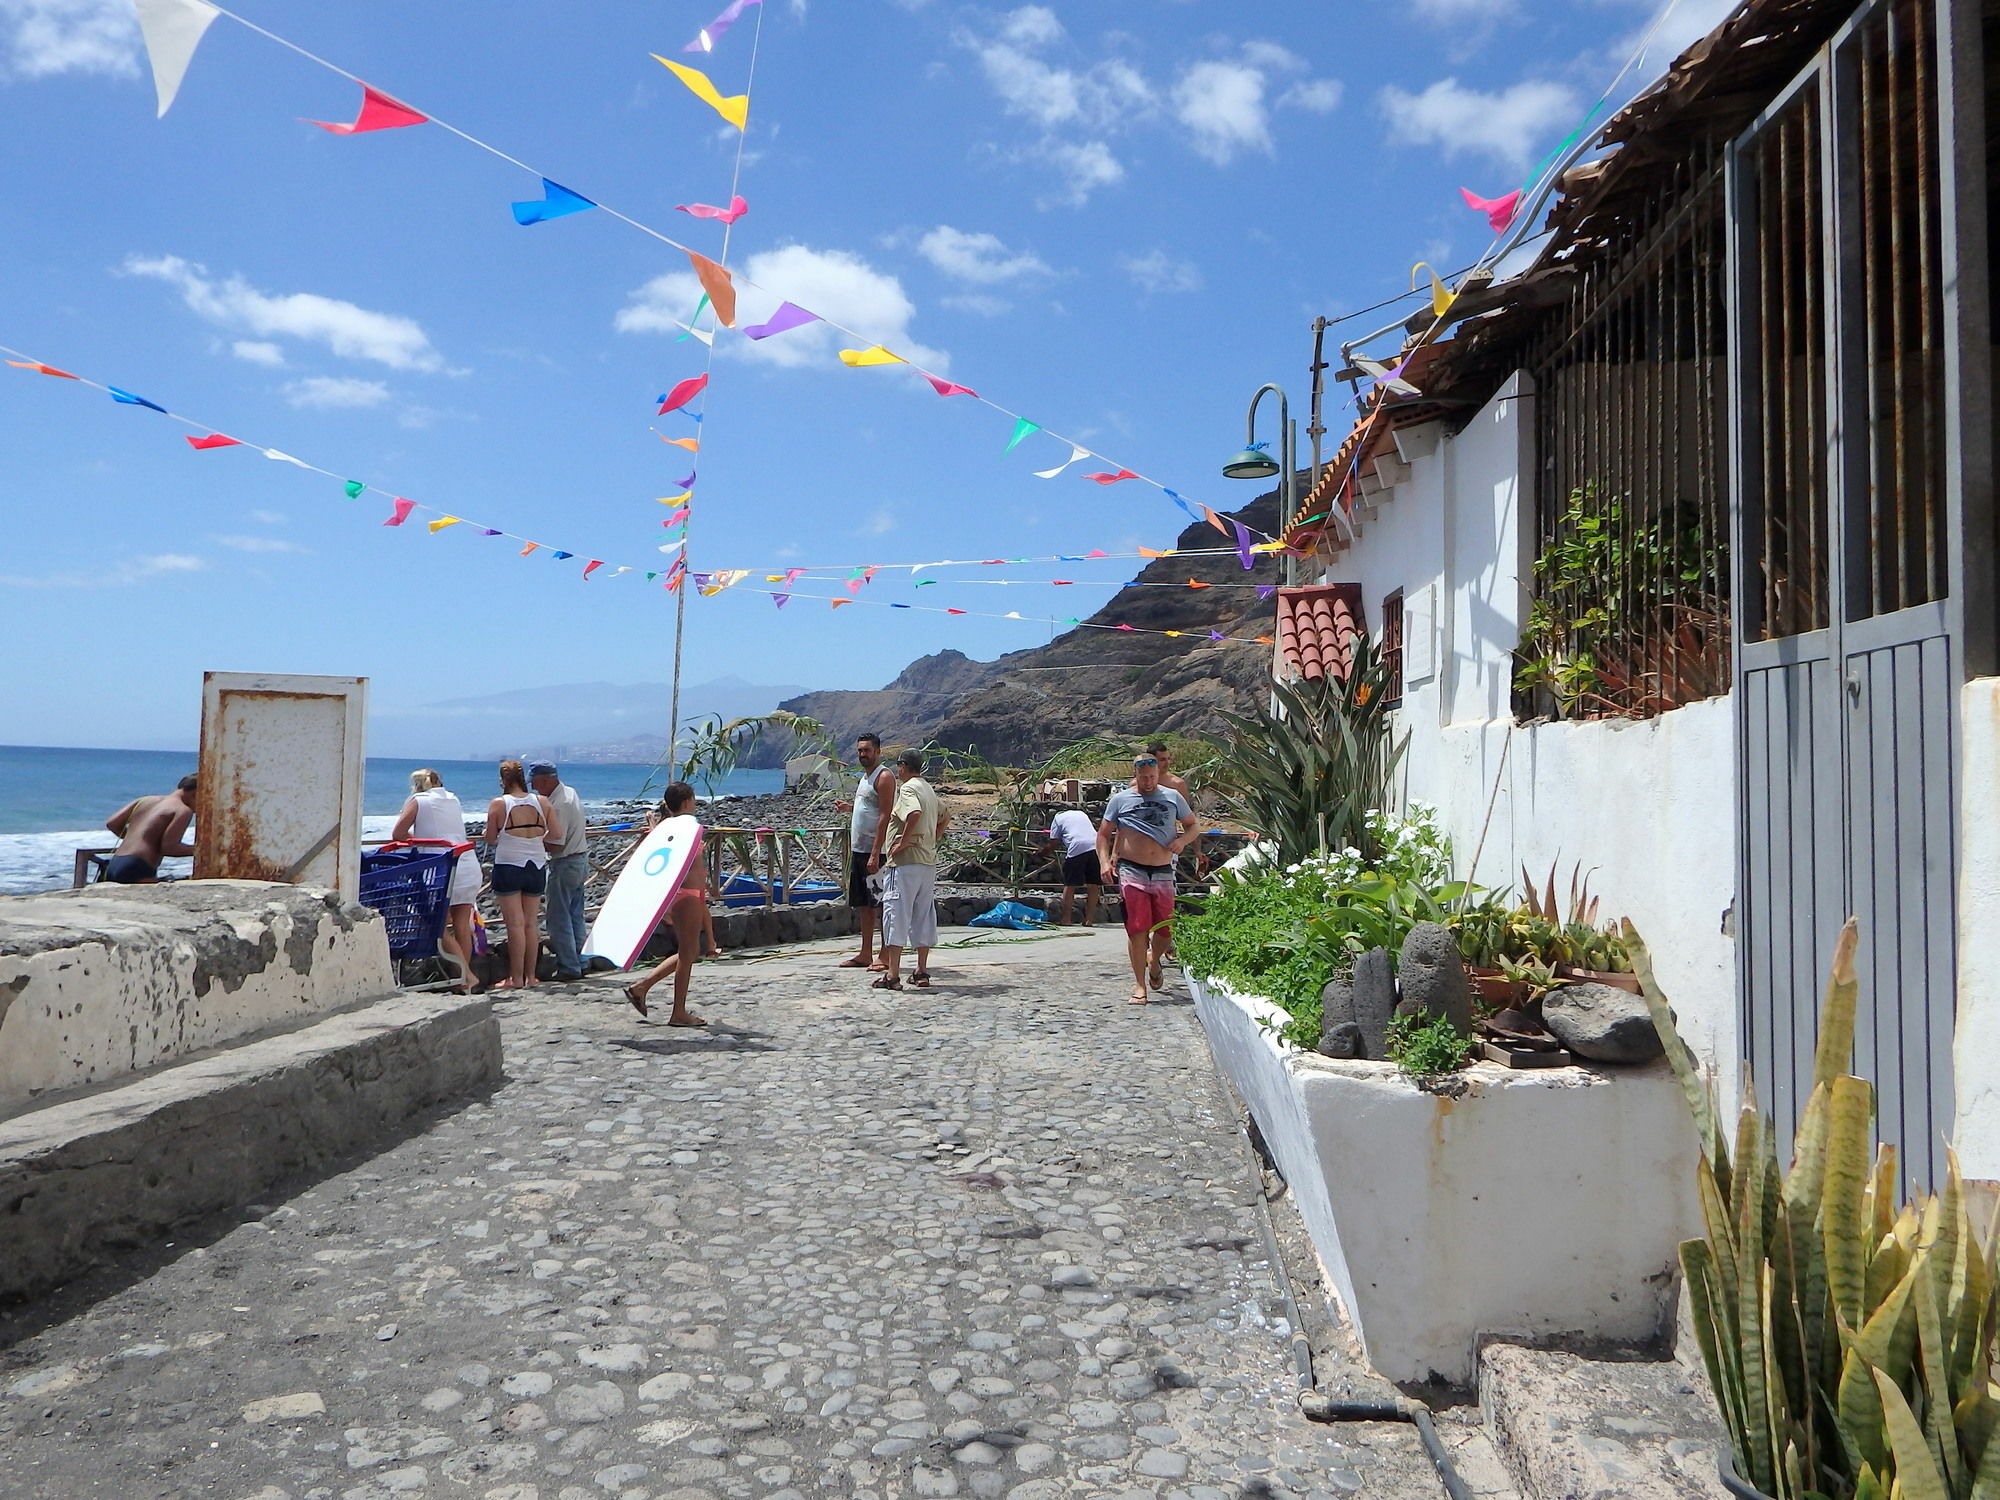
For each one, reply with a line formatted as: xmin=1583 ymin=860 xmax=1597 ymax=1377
xmin=1276 ymin=0 xmax=1996 ymax=1186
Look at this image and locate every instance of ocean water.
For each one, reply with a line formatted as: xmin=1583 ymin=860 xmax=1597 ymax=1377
xmin=0 ymin=744 xmax=784 ymax=895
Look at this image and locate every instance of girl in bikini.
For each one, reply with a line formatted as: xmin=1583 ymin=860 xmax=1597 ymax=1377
xmin=623 ymin=782 xmax=710 ymax=1027
xmin=484 ymin=759 xmax=562 ymax=991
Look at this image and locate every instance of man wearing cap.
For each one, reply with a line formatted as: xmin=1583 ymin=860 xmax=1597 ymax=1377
xmin=531 ymin=762 xmax=589 ymax=982
xmin=1097 ymin=753 xmax=1196 ymax=1004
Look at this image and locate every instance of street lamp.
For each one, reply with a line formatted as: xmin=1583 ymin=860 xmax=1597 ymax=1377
xmin=1224 ymin=382 xmax=1298 ymax=585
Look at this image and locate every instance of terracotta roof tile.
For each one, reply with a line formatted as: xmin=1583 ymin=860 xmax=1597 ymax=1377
xmin=1277 ymin=584 xmax=1365 ymax=681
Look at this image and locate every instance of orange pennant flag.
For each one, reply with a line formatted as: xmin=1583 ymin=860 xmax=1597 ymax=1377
xmin=685 ymin=250 xmax=737 ymax=327
xmin=1138 ymin=546 xmax=1174 ymax=558
xmin=1255 ymin=635 xmax=1274 ymax=645
xmin=520 ymin=542 xmax=539 ymax=556
xmin=1186 ymin=579 xmax=1211 ymax=589
xmin=662 ymin=436 xmax=700 ymax=452
xmin=1201 ymin=505 xmax=1231 ymax=537
xmin=830 ymin=599 xmax=851 ymax=610
xmin=6 ymin=360 xmax=77 ymax=379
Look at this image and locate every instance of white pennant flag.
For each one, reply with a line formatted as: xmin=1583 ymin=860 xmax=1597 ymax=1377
xmin=1032 ymin=445 xmax=1089 ymax=480
xmin=263 ymin=449 xmax=309 ymax=468
xmin=135 ymin=0 xmax=222 ymax=117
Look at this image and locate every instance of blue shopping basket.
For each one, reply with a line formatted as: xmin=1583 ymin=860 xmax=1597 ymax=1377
xmin=359 ymin=839 xmax=468 ymax=961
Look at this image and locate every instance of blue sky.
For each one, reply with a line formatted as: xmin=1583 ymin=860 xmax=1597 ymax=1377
xmin=0 ymin=0 xmax=1728 ymax=751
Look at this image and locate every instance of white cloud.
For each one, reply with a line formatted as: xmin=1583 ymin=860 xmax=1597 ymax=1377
xmin=917 ymin=226 xmax=1050 ymax=284
xmin=0 ymin=0 xmax=135 ymax=79
xmin=968 ymin=8 xmax=1152 ymax=130
xmin=1119 ymin=250 xmax=1202 ymax=295
xmin=1042 ymin=139 xmax=1124 ymax=204
xmin=942 ymin=292 xmax=1011 ymax=317
xmin=617 ymin=243 xmax=946 ymax=371
xmin=1174 ymin=61 xmax=1271 ymax=164
xmin=284 ymin=376 xmax=392 ymax=410
xmin=213 ymin=534 xmax=310 ymax=554
xmin=1379 ymin=77 xmax=1579 ymax=171
xmin=863 ymin=507 xmax=897 ymax=535
xmin=1281 ymin=78 xmax=1343 ymax=113
xmin=249 ymin=509 xmax=287 ymax=525
xmin=0 ymin=552 xmax=203 ymax=589
xmin=231 ymin=340 xmax=286 ymax=368
xmin=123 ymin=256 xmax=447 ymax=372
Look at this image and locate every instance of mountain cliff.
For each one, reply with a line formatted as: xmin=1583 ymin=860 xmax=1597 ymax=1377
xmin=763 ymin=490 xmax=1282 ymax=767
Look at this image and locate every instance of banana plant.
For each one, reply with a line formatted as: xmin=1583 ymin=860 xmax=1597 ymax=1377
xmin=1626 ymin=916 xmax=2000 ymax=1500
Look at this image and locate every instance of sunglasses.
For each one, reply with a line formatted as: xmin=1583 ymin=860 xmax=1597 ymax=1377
xmin=1133 ymin=758 xmax=1159 ymax=766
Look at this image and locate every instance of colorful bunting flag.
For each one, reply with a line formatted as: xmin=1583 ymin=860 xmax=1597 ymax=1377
xmin=384 ymin=498 xmax=417 ymax=526
xmin=134 ymin=0 xmax=219 ymax=116
xmin=684 ymin=250 xmax=737 ymax=327
xmin=184 ymin=433 xmax=240 ymax=450
xmin=1086 ymin=469 xmax=1139 ymax=485
xmin=1231 ymin=520 xmax=1254 ymax=570
xmin=661 ymin=436 xmax=699 ymax=452
xmin=741 ymin=302 xmax=819 ymax=341
xmin=684 ymin=0 xmax=762 ymax=53
xmin=306 ymin=85 xmax=427 ymax=135
xmin=1033 ymin=445 xmax=1088 ymax=480
xmin=512 ymin=180 xmax=597 ymax=226
xmin=583 ymin=560 xmax=605 ymax=578
xmin=1138 ymin=546 xmax=1173 ymax=558
xmin=109 ymin=388 xmax=167 ymax=413
xmin=482 ymin=529 xmax=502 ymax=536
xmin=657 ymin=492 xmax=691 ymax=504
xmin=676 ymin=195 xmax=749 ymax=224
xmin=946 ymin=608 xmax=967 ymax=615
xmin=427 ymin=516 xmax=462 ymax=533
xmin=552 ymin=551 xmax=574 ymax=561
xmin=264 ymin=449 xmax=308 ymax=467
xmin=676 ymin=471 xmax=697 ymax=490
xmin=1201 ymin=506 xmax=1230 ymax=537
xmin=1162 ymin=489 xmax=1203 ymax=523
xmin=830 ymin=599 xmax=850 ymax=610
xmin=653 ymin=56 xmax=749 ymax=131
xmin=774 ymin=593 xmax=790 ymax=608
xmin=1461 ymin=187 xmax=1522 ymax=234
xmin=1256 ymin=585 xmax=1278 ymax=600
xmin=1186 ymin=579 xmax=1211 ymax=590
xmin=658 ymin=373 xmax=709 ymax=413
xmin=1413 ymin=261 xmax=1455 ymax=319
xmin=520 ymin=542 xmax=539 ymax=556
xmin=839 ymin=345 xmax=904 ymax=368
xmin=5 ymin=360 xmax=76 ymax=378
xmin=343 ymin=480 xmax=365 ymax=499
xmin=663 ymin=506 xmax=691 ymax=527
xmin=922 ymin=373 xmax=977 ymax=398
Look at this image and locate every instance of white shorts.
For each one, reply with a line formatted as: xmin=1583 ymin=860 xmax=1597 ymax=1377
xmin=448 ymin=850 xmax=483 ymax=907
xmin=880 ymin=863 xmax=938 ymax=950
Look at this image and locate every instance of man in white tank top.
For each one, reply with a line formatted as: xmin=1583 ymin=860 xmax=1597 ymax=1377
xmin=833 ymin=732 xmax=896 ymax=970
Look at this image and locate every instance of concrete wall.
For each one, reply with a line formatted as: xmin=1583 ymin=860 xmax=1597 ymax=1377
xmin=1310 ymin=376 xmax=1742 ymax=1091
xmin=1192 ymin=977 xmax=1698 ymax=1386
xmin=1956 ymin=678 xmax=2000 ymax=1177
xmin=0 ymin=881 xmax=394 ymax=1113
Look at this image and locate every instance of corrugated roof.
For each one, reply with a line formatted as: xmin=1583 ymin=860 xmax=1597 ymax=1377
xmin=1277 ymin=584 xmax=1365 ymax=681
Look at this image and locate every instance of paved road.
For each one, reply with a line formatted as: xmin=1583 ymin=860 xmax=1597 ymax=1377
xmin=0 ymin=926 xmax=1454 ymax=1500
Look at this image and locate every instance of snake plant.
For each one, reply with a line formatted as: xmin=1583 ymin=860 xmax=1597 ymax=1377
xmin=1625 ymin=917 xmax=2000 ymax=1500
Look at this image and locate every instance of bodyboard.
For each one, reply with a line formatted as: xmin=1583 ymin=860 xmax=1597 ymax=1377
xmin=584 ymin=815 xmax=704 ymax=969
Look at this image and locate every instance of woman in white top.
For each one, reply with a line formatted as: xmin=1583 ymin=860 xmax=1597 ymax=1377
xmin=392 ymin=768 xmax=483 ymax=992
xmin=484 ymin=759 xmax=563 ymax=990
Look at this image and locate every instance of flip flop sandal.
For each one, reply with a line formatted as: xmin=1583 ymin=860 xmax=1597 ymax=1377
xmin=870 ymin=975 xmax=903 ymax=990
xmin=910 ymin=972 xmax=932 ymax=988
xmin=623 ymin=984 xmax=648 ymax=1018
xmin=836 ymin=956 xmax=872 ymax=968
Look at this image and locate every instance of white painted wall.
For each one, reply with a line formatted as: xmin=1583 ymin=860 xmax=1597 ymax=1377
xmin=0 ymin=881 xmax=394 ymax=1112
xmin=1309 ymin=376 xmax=1742 ymax=1092
xmin=1193 ymin=978 xmax=1698 ymax=1385
xmin=1954 ymin=678 xmax=2000 ymax=1177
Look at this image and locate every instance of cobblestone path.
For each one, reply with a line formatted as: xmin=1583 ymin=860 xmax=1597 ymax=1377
xmin=0 ymin=927 xmax=1449 ymax=1500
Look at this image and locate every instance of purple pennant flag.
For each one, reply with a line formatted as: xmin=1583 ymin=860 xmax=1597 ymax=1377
xmin=773 ymin=593 xmax=790 ymax=609
xmin=677 ymin=471 xmax=697 ymax=489
xmin=742 ymin=301 xmax=820 ymax=340
xmin=1208 ymin=630 xmax=1225 ymax=641
xmin=1256 ymin=584 xmax=1278 ymax=600
xmin=1231 ymin=520 xmax=1254 ymax=570
xmin=691 ymin=572 xmax=713 ymax=590
xmin=482 ymin=529 xmax=503 ymax=537
xmin=683 ymin=0 xmax=762 ymax=52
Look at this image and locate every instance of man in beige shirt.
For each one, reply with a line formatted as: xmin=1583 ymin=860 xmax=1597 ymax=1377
xmin=873 ymin=748 xmax=949 ymax=992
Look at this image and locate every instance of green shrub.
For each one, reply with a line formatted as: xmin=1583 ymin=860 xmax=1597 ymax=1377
xmin=1385 ymin=1012 xmax=1475 ymax=1078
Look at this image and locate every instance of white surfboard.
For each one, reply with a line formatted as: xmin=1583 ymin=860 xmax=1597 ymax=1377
xmin=585 ymin=814 xmax=705 ymax=970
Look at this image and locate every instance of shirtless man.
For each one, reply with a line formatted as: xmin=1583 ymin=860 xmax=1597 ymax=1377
xmin=1097 ymin=754 xmax=1196 ymax=1004
xmin=1147 ymin=741 xmax=1193 ymax=803
xmin=102 ymin=774 xmax=198 ymax=884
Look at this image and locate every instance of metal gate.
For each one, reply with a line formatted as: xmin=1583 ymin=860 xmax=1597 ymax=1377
xmin=1731 ymin=0 xmax=1988 ymax=1188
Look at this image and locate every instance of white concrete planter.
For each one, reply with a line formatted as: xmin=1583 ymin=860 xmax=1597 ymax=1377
xmin=1189 ymin=974 xmax=1699 ymax=1385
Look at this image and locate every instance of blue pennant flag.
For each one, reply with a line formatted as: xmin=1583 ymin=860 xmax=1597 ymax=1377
xmin=109 ymin=387 xmax=167 ymax=413
xmin=512 ymin=179 xmax=597 ymax=226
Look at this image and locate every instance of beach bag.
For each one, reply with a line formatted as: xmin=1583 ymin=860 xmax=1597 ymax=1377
xmin=969 ymin=900 xmax=1051 ymax=931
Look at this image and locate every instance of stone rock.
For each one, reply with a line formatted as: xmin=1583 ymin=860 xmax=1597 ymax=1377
xmin=1542 ymin=983 xmax=1663 ymax=1064
xmin=1316 ymin=1020 xmax=1363 ymax=1060
xmin=1395 ymin=922 xmax=1473 ymax=1034
xmin=1352 ymin=948 xmax=1397 ymax=1058
xmin=1315 ymin=978 xmax=1358 ymax=1057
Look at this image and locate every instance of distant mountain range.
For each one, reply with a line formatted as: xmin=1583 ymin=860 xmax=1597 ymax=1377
xmin=366 ymin=674 xmax=808 ymax=763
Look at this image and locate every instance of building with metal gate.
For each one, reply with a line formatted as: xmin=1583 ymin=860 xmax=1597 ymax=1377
xmin=1277 ymin=0 xmax=1993 ymax=1189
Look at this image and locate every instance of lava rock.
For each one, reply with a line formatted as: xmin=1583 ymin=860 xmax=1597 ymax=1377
xmin=1542 ymin=983 xmax=1663 ymax=1063
xmin=1317 ymin=977 xmax=1360 ymax=1057
xmin=1352 ymin=947 xmax=1397 ymax=1058
xmin=1394 ymin=922 xmax=1473 ymax=1034
xmin=1317 ymin=1021 xmax=1364 ymax=1060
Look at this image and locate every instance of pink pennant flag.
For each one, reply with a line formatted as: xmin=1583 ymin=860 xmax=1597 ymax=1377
xmin=921 ymin=372 xmax=978 ymax=399
xmin=658 ymin=374 xmax=709 ymax=414
xmin=306 ymin=84 xmax=428 ymax=135
xmin=783 ymin=568 xmax=806 ymax=588
xmin=663 ymin=507 xmax=691 ymax=527
xmin=676 ymin=195 xmax=748 ymax=224
xmin=946 ymin=608 xmax=967 ymax=615
xmin=184 ymin=433 xmax=241 ymax=450
xmin=1460 ymin=187 xmax=1522 ymax=233
xmin=1116 ymin=624 xmax=1136 ymax=632
xmin=1086 ymin=549 xmax=1108 ymax=557
xmin=583 ymin=560 xmax=605 ymax=579
xmin=1086 ymin=469 xmax=1138 ymax=485
xmin=383 ymin=498 xmax=417 ymax=526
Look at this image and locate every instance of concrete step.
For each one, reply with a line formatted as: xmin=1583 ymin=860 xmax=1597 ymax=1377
xmin=1479 ymin=1341 xmax=1731 ymax=1500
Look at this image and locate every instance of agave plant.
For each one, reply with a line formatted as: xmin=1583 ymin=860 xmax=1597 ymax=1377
xmin=1211 ymin=631 xmax=1405 ymax=865
xmin=1626 ymin=917 xmax=2000 ymax=1500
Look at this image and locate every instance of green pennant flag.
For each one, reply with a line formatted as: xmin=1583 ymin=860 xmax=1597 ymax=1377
xmin=646 ymin=572 xmax=658 ymax=581
xmin=343 ymin=480 xmax=365 ymax=499
xmin=1004 ymin=417 xmax=1040 ymax=454
xmin=675 ymin=292 xmax=712 ymax=342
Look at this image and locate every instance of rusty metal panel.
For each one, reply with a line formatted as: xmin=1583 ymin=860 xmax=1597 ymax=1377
xmin=195 ymin=672 xmax=368 ymax=897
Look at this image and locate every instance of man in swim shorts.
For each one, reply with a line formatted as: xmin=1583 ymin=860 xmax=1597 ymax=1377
xmin=101 ymin=774 xmax=198 ymax=884
xmin=1096 ymin=754 xmax=1195 ymax=1005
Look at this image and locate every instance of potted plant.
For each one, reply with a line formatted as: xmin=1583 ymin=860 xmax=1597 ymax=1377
xmin=1631 ymin=916 xmax=2000 ymax=1500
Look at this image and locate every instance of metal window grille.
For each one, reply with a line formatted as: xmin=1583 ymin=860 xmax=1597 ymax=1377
xmin=1380 ymin=591 xmax=1405 ymax=708
xmin=1516 ymin=155 xmax=1733 ymax=720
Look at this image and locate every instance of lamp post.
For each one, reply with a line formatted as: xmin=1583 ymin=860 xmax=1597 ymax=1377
xmin=1223 ymin=382 xmax=1299 ymax=586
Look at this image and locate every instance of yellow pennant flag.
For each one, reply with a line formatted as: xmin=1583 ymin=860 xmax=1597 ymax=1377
xmin=428 ymin=516 xmax=462 ymax=534
xmin=1413 ymin=261 xmax=1455 ymax=319
xmin=652 ymin=56 xmax=748 ymax=131
xmin=657 ymin=492 xmax=691 ymax=505
xmin=663 ymin=437 xmax=699 ymax=452
xmin=1138 ymin=546 xmax=1175 ymax=558
xmin=839 ymin=345 xmax=906 ymax=368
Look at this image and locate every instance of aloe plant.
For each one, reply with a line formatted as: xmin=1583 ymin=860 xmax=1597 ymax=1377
xmin=1627 ymin=916 xmax=2000 ymax=1500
